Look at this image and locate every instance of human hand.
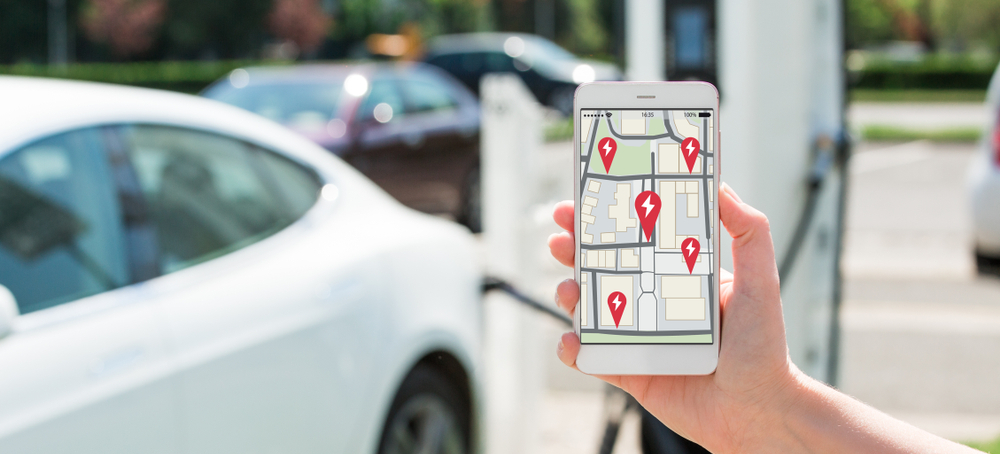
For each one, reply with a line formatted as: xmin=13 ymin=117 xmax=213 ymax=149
xmin=547 ymin=183 xmax=800 ymax=453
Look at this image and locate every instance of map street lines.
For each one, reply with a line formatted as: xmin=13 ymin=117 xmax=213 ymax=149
xmin=579 ymin=108 xmax=715 ymax=344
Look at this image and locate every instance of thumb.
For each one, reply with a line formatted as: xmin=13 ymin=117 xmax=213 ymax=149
xmin=718 ymin=183 xmax=781 ymax=302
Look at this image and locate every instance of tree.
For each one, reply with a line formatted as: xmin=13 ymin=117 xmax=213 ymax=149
xmin=267 ymin=0 xmax=332 ymax=54
xmin=80 ymin=0 xmax=165 ymax=58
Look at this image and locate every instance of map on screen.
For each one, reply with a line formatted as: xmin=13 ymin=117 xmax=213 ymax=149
xmin=578 ymin=109 xmax=716 ymax=344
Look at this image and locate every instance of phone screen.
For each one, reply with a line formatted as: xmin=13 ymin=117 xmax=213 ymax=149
xmin=578 ymin=108 xmax=716 ymax=345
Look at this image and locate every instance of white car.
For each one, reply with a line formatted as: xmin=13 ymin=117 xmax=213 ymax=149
xmin=0 ymin=76 xmax=483 ymax=454
xmin=970 ymin=63 xmax=1000 ymax=269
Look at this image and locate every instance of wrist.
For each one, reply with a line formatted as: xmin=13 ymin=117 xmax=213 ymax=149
xmin=728 ymin=361 xmax=816 ymax=453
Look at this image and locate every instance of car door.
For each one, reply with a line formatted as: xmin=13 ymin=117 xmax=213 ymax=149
xmin=397 ymin=69 xmax=480 ymax=215
xmin=0 ymin=127 xmax=178 ymax=453
xmin=347 ymin=76 xmax=423 ymax=200
xmin=115 ymin=124 xmax=382 ymax=454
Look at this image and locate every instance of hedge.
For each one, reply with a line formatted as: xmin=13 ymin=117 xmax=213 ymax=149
xmin=0 ymin=60 xmax=291 ymax=93
xmin=850 ymin=57 xmax=998 ymax=90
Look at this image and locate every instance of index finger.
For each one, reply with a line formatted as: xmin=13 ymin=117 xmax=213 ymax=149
xmin=553 ymin=200 xmax=574 ymax=233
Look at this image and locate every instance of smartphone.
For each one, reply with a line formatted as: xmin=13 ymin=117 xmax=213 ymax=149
xmin=574 ymin=82 xmax=720 ymax=375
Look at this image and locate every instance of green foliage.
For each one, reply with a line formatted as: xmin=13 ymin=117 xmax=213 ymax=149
xmin=847 ymin=0 xmax=898 ymax=48
xmin=561 ymin=0 xmax=607 ymax=56
xmin=160 ymin=0 xmax=273 ymax=58
xmin=932 ymin=0 xmax=1000 ymax=51
xmin=850 ymin=88 xmax=987 ymax=102
xmin=861 ymin=125 xmax=981 ymax=142
xmin=850 ymin=54 xmax=998 ymax=89
xmin=966 ymin=435 xmax=1000 ymax=452
xmin=0 ymin=60 xmax=289 ymax=93
xmin=0 ymin=0 xmax=65 ymax=63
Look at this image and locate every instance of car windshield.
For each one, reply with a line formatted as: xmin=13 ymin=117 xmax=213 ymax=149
xmin=527 ymin=37 xmax=577 ymax=62
xmin=208 ymin=82 xmax=344 ymax=132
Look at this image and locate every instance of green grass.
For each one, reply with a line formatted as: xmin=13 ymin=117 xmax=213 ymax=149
xmin=851 ymin=89 xmax=988 ymax=103
xmin=967 ymin=436 xmax=1000 ymax=452
xmin=861 ymin=125 xmax=982 ymax=142
xmin=545 ymin=117 xmax=574 ymax=142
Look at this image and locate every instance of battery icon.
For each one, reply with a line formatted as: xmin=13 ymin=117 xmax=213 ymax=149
xmin=698 ymin=112 xmax=711 ymax=117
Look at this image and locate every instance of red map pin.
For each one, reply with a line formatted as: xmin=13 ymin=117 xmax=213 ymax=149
xmin=681 ymin=137 xmax=700 ymax=173
xmin=607 ymin=291 xmax=627 ymax=328
xmin=597 ymin=137 xmax=617 ymax=173
xmin=681 ymin=238 xmax=700 ymax=274
xmin=634 ymin=191 xmax=661 ymax=242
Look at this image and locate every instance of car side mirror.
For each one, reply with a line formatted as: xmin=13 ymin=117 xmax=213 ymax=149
xmin=0 ymin=285 xmax=18 ymax=339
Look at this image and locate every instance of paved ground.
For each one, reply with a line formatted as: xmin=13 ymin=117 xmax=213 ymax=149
xmin=840 ymin=140 xmax=1000 ymax=442
xmin=533 ymin=103 xmax=1000 ymax=452
xmin=849 ymin=102 xmax=987 ymax=130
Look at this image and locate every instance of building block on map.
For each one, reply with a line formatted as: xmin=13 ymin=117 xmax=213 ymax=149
xmin=580 ymin=280 xmax=589 ymax=326
xmin=621 ymin=249 xmax=640 ymax=268
xmin=622 ymin=110 xmax=646 ymax=135
xmin=582 ymin=204 xmax=593 ymax=215
xmin=661 ymin=275 xmax=702 ymax=298
xmin=581 ymin=213 xmax=596 ymax=224
xmin=658 ymin=143 xmax=680 ymax=174
xmin=687 ymin=193 xmax=699 ymax=218
xmin=601 ymin=232 xmax=616 ymax=243
xmin=665 ymin=298 xmax=706 ymax=320
xmin=685 ymin=181 xmax=699 ymax=193
xmin=588 ymin=180 xmax=601 ymax=193
xmin=587 ymin=250 xmax=599 ymax=267
xmin=583 ymin=195 xmax=598 ymax=206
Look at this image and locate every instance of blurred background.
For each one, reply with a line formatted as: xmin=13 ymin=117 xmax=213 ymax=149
xmin=1 ymin=0 xmax=1000 ymax=453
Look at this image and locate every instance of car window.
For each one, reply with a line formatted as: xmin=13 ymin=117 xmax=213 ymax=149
xmin=485 ymin=52 xmax=516 ymax=72
xmin=0 ymin=128 xmax=129 ymax=314
xmin=120 ymin=125 xmax=300 ymax=274
xmin=402 ymin=72 xmax=458 ymax=114
xmin=205 ymin=82 xmax=344 ymax=133
xmin=358 ymin=78 xmax=406 ymax=124
xmin=251 ymin=148 xmax=322 ymax=220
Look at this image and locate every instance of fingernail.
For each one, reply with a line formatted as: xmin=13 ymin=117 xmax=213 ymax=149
xmin=556 ymin=340 xmax=564 ymax=355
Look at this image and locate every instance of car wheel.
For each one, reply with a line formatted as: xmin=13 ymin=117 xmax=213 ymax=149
xmin=460 ymin=167 xmax=482 ymax=233
xmin=549 ymin=86 xmax=575 ymax=117
xmin=377 ymin=364 xmax=470 ymax=454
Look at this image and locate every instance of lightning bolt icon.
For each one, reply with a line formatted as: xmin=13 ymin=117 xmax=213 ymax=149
xmin=684 ymin=140 xmax=697 ymax=155
xmin=641 ymin=194 xmax=654 ymax=217
xmin=602 ymin=140 xmax=612 ymax=157
xmin=686 ymin=242 xmax=696 ymax=256
xmin=611 ymin=294 xmax=622 ymax=311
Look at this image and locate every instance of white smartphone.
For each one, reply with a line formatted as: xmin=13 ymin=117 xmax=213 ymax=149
xmin=574 ymin=82 xmax=720 ymax=375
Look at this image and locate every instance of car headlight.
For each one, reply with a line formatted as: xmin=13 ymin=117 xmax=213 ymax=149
xmin=572 ymin=64 xmax=596 ymax=84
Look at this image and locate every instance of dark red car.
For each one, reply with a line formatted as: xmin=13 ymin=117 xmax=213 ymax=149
xmin=202 ymin=62 xmax=482 ymax=231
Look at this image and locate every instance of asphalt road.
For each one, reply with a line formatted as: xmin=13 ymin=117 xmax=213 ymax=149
xmin=840 ymin=140 xmax=1000 ymax=442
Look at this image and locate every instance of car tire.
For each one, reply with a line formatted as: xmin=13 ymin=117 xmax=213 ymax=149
xmin=377 ymin=364 xmax=470 ymax=454
xmin=460 ymin=167 xmax=482 ymax=233
xmin=549 ymin=86 xmax=575 ymax=117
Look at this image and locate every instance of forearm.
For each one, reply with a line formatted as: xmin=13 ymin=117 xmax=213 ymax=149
xmin=761 ymin=371 xmax=981 ymax=454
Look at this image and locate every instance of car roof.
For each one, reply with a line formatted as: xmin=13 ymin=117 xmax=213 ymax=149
xmin=0 ymin=76 xmax=330 ymax=165
xmin=425 ymin=32 xmax=544 ymax=56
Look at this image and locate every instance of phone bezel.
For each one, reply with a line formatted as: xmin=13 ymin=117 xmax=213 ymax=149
xmin=574 ymin=81 xmax=720 ymax=375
